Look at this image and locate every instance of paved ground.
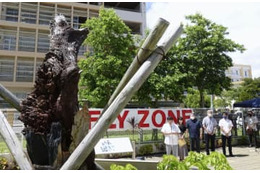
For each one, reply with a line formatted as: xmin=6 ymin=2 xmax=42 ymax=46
xmin=145 ymin=146 xmax=260 ymax=170
xmin=224 ymin=147 xmax=260 ymax=170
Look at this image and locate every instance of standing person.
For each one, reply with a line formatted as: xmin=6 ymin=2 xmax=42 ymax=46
xmin=177 ymin=117 xmax=188 ymax=161
xmin=202 ymin=110 xmax=218 ymax=155
xmin=186 ymin=113 xmax=202 ymax=153
xmin=245 ymin=110 xmax=259 ymax=147
xmin=219 ymin=112 xmax=234 ymax=157
xmin=161 ymin=116 xmax=181 ymax=157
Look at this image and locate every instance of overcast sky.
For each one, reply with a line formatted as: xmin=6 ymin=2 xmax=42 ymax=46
xmin=146 ymin=1 xmax=260 ymax=78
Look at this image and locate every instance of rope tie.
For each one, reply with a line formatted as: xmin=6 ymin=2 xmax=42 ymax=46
xmin=136 ymin=46 xmax=167 ymax=65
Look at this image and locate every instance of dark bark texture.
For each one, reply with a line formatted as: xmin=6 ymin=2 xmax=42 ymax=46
xmin=19 ymin=15 xmax=94 ymax=169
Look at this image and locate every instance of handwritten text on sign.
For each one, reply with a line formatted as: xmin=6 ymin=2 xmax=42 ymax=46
xmin=89 ymin=108 xmax=192 ymax=131
xmin=95 ymin=137 xmax=133 ymax=155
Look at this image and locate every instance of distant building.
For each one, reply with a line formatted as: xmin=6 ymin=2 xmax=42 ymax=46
xmin=225 ymin=64 xmax=252 ymax=87
xmin=0 ymin=2 xmax=146 ymax=108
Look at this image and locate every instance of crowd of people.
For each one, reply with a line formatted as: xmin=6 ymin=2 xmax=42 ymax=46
xmin=161 ymin=109 xmax=259 ymax=160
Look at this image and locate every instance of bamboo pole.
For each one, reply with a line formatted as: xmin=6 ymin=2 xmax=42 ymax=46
xmin=102 ymin=18 xmax=169 ymax=114
xmin=0 ymin=111 xmax=33 ymax=169
xmin=0 ymin=83 xmax=21 ymax=112
xmin=61 ymin=24 xmax=183 ymax=170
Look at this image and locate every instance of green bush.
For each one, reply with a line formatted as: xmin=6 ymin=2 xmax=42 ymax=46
xmin=0 ymin=157 xmax=8 ymax=170
xmin=138 ymin=144 xmax=153 ymax=155
xmin=110 ymin=152 xmax=232 ymax=170
xmin=157 ymin=155 xmax=189 ymax=170
xmin=110 ymin=163 xmax=137 ymax=170
xmin=158 ymin=151 xmax=232 ymax=170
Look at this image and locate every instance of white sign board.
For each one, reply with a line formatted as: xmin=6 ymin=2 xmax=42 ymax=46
xmin=95 ymin=137 xmax=133 ymax=155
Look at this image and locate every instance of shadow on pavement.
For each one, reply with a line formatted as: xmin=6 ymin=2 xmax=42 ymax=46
xmin=231 ymin=154 xmax=249 ymax=157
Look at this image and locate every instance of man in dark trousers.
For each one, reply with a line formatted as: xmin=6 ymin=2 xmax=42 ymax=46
xmin=186 ymin=113 xmax=202 ymax=153
xmin=219 ymin=112 xmax=234 ymax=157
xmin=202 ymin=110 xmax=218 ymax=155
xmin=245 ymin=110 xmax=259 ymax=147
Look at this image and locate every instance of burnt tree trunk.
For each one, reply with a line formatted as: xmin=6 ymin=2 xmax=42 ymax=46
xmin=19 ymin=15 xmax=94 ymax=169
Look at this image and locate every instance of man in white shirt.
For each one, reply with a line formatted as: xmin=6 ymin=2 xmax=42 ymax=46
xmin=161 ymin=116 xmax=181 ymax=157
xmin=219 ymin=112 xmax=234 ymax=157
xmin=245 ymin=110 xmax=259 ymax=147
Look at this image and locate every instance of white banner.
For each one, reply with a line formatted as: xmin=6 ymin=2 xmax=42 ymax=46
xmin=89 ymin=108 xmax=192 ymax=131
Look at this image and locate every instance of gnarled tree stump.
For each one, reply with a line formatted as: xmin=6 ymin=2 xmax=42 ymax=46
xmin=19 ymin=15 xmax=95 ymax=169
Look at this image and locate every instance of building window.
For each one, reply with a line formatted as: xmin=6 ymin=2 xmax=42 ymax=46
xmin=39 ymin=3 xmax=55 ymax=25
xmin=78 ymin=46 xmax=86 ymax=56
xmin=0 ymin=27 xmax=17 ymax=51
xmin=18 ymin=29 xmax=36 ymax=52
xmin=37 ymin=31 xmax=49 ymax=53
xmin=6 ymin=8 xmax=19 ymax=22
xmin=16 ymin=58 xmax=34 ymax=82
xmin=57 ymin=6 xmax=72 ymax=24
xmin=244 ymin=71 xmax=248 ymax=77
xmin=0 ymin=57 xmax=14 ymax=81
xmin=21 ymin=3 xmax=37 ymax=24
xmin=73 ymin=8 xmax=88 ymax=29
xmin=1 ymin=3 xmax=19 ymax=22
xmin=236 ymin=70 xmax=239 ymax=75
xmin=36 ymin=58 xmax=43 ymax=72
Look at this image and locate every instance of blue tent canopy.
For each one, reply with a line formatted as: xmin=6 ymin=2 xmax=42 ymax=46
xmin=233 ymin=98 xmax=260 ymax=108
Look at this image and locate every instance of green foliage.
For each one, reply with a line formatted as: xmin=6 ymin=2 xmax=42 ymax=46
xmin=110 ymin=163 xmax=137 ymax=170
xmin=0 ymin=157 xmax=19 ymax=170
xmin=139 ymin=144 xmax=153 ymax=155
xmin=168 ymin=13 xmax=245 ymax=107
xmin=79 ymin=8 xmax=135 ymax=107
xmin=157 ymin=151 xmax=232 ymax=170
xmin=109 ymin=152 xmax=232 ymax=170
xmin=184 ymin=88 xmax=210 ymax=108
xmin=217 ymin=77 xmax=260 ymax=107
xmin=0 ymin=157 xmax=8 ymax=170
xmin=157 ymin=155 xmax=189 ymax=170
xmin=214 ymin=98 xmax=229 ymax=109
xmin=184 ymin=151 xmax=209 ymax=170
xmin=207 ymin=152 xmax=233 ymax=170
xmin=237 ymin=78 xmax=260 ymax=101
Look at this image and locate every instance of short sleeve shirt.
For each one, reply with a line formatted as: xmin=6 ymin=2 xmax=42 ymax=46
xmin=219 ymin=118 xmax=233 ymax=136
xmin=245 ymin=116 xmax=259 ymax=131
xmin=186 ymin=119 xmax=202 ymax=138
xmin=202 ymin=116 xmax=218 ymax=134
xmin=161 ymin=123 xmax=181 ymax=145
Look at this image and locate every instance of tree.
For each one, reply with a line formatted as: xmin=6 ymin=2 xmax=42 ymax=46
xmin=78 ymin=8 xmax=135 ymax=107
xmin=237 ymin=77 xmax=260 ymax=101
xmin=183 ymin=88 xmax=210 ymax=108
xmin=168 ymin=13 xmax=245 ymax=107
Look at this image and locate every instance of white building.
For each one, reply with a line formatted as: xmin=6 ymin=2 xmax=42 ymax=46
xmin=225 ymin=64 xmax=252 ymax=86
xmin=0 ymin=2 xmax=146 ymax=108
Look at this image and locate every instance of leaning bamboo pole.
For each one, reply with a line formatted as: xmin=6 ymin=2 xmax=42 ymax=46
xmin=0 ymin=111 xmax=33 ymax=170
xmin=101 ymin=18 xmax=169 ymax=115
xmin=0 ymin=83 xmax=21 ymax=111
xmin=61 ymin=24 xmax=183 ymax=170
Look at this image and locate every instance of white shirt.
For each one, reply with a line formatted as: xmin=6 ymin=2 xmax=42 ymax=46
xmin=161 ymin=122 xmax=181 ymax=145
xmin=219 ymin=118 xmax=233 ymax=136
